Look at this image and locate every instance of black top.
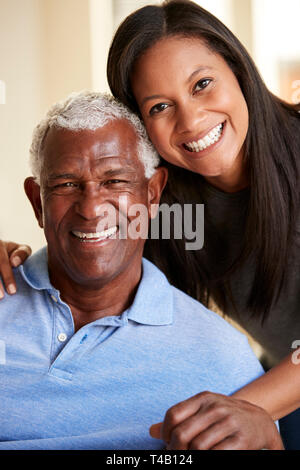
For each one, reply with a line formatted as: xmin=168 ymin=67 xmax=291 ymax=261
xmin=200 ymin=178 xmax=300 ymax=367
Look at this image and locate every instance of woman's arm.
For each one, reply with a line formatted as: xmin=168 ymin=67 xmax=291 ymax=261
xmin=232 ymin=350 xmax=300 ymax=421
xmin=150 ymin=353 xmax=300 ymax=449
xmin=149 ymin=391 xmax=283 ymax=450
xmin=0 ymin=240 xmax=31 ymax=297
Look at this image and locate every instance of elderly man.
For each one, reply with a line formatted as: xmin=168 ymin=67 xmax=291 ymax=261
xmin=0 ymin=92 xmax=281 ymax=450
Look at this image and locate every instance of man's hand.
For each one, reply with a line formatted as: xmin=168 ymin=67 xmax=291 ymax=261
xmin=150 ymin=391 xmax=284 ymax=450
xmin=0 ymin=241 xmax=31 ymax=298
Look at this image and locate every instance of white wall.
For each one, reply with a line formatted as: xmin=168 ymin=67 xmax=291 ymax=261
xmin=194 ymin=0 xmax=233 ymax=29
xmin=41 ymin=0 xmax=93 ymax=106
xmin=0 ymin=0 xmax=46 ymax=251
xmin=89 ymin=0 xmax=114 ymax=92
xmin=252 ymin=0 xmax=300 ymax=96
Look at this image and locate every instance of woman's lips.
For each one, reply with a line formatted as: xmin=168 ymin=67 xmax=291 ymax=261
xmin=183 ymin=121 xmax=225 ymax=153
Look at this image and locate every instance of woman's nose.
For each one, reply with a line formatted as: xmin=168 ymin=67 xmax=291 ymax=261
xmin=175 ymin=102 xmax=209 ymax=134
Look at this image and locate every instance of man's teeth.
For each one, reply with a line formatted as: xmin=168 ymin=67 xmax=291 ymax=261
xmin=72 ymin=226 xmax=117 ymax=242
xmin=185 ymin=123 xmax=223 ymax=152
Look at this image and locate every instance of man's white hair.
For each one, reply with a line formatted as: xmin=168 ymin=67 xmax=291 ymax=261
xmin=29 ymin=91 xmax=160 ymax=182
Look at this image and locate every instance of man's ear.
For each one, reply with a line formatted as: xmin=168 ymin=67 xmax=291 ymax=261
xmin=24 ymin=177 xmax=44 ymax=228
xmin=147 ymin=166 xmax=168 ymax=219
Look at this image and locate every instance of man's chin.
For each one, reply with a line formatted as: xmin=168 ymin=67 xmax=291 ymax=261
xmin=47 ymin=235 xmax=144 ymax=290
xmin=64 ymin=265 xmax=118 ymax=289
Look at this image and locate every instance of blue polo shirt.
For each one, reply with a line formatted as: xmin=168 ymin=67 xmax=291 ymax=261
xmin=0 ymin=248 xmax=264 ymax=450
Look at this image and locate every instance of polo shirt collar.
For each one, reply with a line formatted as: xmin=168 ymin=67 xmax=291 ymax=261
xmin=20 ymin=247 xmax=173 ymax=327
xmin=126 ymin=258 xmax=173 ymax=326
xmin=20 ymin=247 xmax=52 ymax=291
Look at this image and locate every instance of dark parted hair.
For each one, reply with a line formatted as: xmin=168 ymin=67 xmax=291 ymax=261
xmin=107 ymin=0 xmax=300 ymax=321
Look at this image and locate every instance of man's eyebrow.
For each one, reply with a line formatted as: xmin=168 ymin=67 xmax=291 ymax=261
xmin=48 ymin=173 xmax=77 ymax=181
xmin=103 ymin=167 xmax=137 ymax=177
xmin=48 ymin=167 xmax=137 ymax=180
xmin=140 ymin=66 xmax=214 ymax=106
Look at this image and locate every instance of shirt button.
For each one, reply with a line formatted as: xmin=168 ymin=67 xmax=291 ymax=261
xmin=51 ymin=295 xmax=58 ymax=303
xmin=58 ymin=333 xmax=67 ymax=342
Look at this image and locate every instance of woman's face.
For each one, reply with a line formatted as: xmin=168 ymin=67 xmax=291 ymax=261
xmin=131 ymin=36 xmax=249 ymax=192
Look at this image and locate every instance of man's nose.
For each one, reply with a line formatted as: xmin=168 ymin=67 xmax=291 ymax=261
xmin=175 ymin=101 xmax=209 ymax=135
xmin=74 ymin=184 xmax=108 ymax=220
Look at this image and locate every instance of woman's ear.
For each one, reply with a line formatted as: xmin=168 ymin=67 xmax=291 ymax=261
xmin=147 ymin=166 xmax=168 ymax=219
xmin=24 ymin=177 xmax=44 ymax=228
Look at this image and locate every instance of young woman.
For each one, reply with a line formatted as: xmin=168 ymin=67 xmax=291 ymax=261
xmin=1 ymin=0 xmax=300 ymax=450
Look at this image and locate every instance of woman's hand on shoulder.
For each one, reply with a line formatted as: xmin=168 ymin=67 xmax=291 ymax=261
xmin=0 ymin=240 xmax=31 ymax=298
xmin=150 ymin=391 xmax=284 ymax=450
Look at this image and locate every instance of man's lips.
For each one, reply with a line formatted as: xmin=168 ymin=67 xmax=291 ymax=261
xmin=71 ymin=226 xmax=118 ymax=242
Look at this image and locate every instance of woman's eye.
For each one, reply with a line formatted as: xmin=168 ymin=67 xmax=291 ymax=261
xmin=149 ymin=103 xmax=169 ymax=116
xmin=194 ymin=78 xmax=212 ymax=92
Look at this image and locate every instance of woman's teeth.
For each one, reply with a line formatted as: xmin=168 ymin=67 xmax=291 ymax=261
xmin=185 ymin=123 xmax=223 ymax=152
xmin=72 ymin=226 xmax=118 ymax=242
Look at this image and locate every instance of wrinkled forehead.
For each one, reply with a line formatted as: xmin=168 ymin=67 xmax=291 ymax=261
xmin=42 ymin=118 xmax=138 ymax=152
xmin=40 ymin=119 xmax=142 ymax=172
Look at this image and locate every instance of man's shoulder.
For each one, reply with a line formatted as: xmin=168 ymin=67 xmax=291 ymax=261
xmin=170 ymin=284 xmax=244 ymax=339
xmin=169 ymin=285 xmax=264 ymax=383
xmin=141 ymin=263 xmax=264 ymax=392
xmin=0 ymin=248 xmax=50 ymax=310
xmin=143 ymin=258 xmax=248 ymax=344
xmin=0 ymin=267 xmax=40 ymax=309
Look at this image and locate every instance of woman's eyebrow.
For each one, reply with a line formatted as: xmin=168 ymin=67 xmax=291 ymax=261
xmin=141 ymin=94 xmax=166 ymax=107
xmin=186 ymin=66 xmax=214 ymax=84
xmin=140 ymin=66 xmax=214 ymax=106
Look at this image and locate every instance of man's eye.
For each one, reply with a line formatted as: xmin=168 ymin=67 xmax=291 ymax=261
xmin=105 ymin=179 xmax=126 ymax=185
xmin=54 ymin=182 xmax=77 ymax=189
xmin=149 ymin=103 xmax=169 ymax=116
xmin=194 ymin=78 xmax=212 ymax=92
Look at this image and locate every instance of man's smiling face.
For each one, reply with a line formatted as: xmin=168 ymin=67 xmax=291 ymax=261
xmin=27 ymin=119 xmax=162 ymax=289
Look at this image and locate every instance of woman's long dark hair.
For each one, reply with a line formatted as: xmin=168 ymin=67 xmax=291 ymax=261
xmin=107 ymin=0 xmax=300 ymax=321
